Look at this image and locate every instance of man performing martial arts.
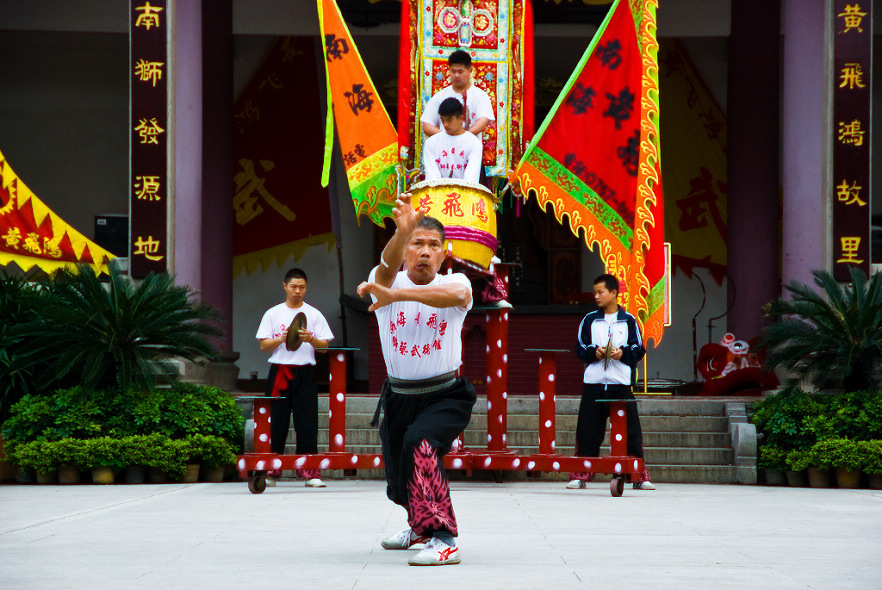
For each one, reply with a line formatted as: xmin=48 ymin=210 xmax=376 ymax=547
xmin=357 ymin=194 xmax=475 ymax=566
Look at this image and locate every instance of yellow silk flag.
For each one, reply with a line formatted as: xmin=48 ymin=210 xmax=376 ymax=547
xmin=0 ymin=148 xmax=114 ymax=275
xmin=318 ymin=0 xmax=398 ymax=225
xmin=659 ymin=39 xmax=727 ymax=283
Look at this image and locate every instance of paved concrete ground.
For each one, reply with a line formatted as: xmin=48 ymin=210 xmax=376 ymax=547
xmin=1 ymin=480 xmax=880 ymax=589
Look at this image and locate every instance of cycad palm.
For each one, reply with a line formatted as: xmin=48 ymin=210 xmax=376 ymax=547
xmin=13 ymin=262 xmax=221 ymax=392
xmin=762 ymin=268 xmax=882 ymax=391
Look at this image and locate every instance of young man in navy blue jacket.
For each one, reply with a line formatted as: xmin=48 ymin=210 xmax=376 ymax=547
xmin=567 ymin=273 xmax=655 ymax=490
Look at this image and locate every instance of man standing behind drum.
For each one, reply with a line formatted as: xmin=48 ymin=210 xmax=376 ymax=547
xmin=256 ymin=267 xmax=334 ymax=488
xmin=421 ymin=49 xmax=494 ymax=142
xmin=423 ymin=98 xmax=483 ymax=183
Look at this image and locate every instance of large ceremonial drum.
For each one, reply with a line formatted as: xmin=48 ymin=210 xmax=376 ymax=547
xmin=408 ymin=178 xmax=498 ymax=269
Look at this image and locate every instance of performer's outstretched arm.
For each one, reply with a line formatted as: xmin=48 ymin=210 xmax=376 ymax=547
xmin=373 ymin=193 xmax=425 ymax=287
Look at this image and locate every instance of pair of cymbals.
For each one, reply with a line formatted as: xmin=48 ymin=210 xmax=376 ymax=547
xmin=285 ymin=312 xmax=308 ymax=351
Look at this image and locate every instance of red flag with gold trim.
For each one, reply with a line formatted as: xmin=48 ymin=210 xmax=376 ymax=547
xmin=318 ymin=0 xmax=398 ymax=226
xmin=515 ymin=0 xmax=666 ymax=344
xmin=0 ymin=149 xmax=114 ymax=275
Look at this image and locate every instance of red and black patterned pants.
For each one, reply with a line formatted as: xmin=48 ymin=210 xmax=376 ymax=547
xmin=379 ymin=377 xmax=476 ymax=537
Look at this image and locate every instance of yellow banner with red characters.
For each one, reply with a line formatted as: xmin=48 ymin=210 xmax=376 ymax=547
xmin=0 ymin=149 xmax=114 ymax=275
xmin=318 ymin=0 xmax=398 ymax=226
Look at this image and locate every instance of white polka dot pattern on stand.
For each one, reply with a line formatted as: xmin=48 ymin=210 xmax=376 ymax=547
xmin=336 ymin=393 xmax=345 ymax=402
xmin=373 ymin=457 xmax=381 ymax=467
xmin=483 ymin=457 xmax=492 ymax=467
xmin=238 ymin=459 xmax=245 ymax=469
xmin=496 ymin=369 xmax=502 ymax=378
xmin=552 ymin=461 xmax=560 ymax=470
xmin=334 ymin=434 xmax=344 ymax=446
xmin=256 ymin=461 xmax=265 ymax=470
xmin=295 ymin=457 xmax=306 ymax=467
xmin=258 ymin=433 xmax=268 ymax=442
xmin=615 ymin=434 xmax=623 ymax=441
xmin=527 ymin=461 xmax=536 ymax=469
xmin=544 ymin=419 xmax=552 ymax=428
xmin=320 ymin=459 xmax=330 ymax=469
xmin=272 ymin=459 xmax=282 ymax=469
xmin=452 ymin=458 xmax=463 ymax=468
xmin=259 ymin=407 xmax=267 ymax=414
xmin=512 ymin=459 xmax=520 ymax=468
xmin=583 ymin=460 xmax=592 ymax=469
xmin=548 ymin=374 xmax=555 ymax=382
xmin=614 ymin=462 xmax=622 ymax=473
xmin=337 ymin=354 xmax=345 ymax=362
xmin=618 ymin=409 xmax=625 ymax=417
xmin=633 ymin=460 xmax=639 ymax=470
xmin=351 ymin=455 xmax=359 ymax=464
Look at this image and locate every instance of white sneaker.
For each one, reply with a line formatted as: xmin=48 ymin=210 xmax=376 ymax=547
xmin=305 ymin=478 xmax=326 ymax=488
xmin=407 ymin=537 xmax=461 ymax=566
xmin=566 ymin=480 xmax=588 ymax=489
xmin=633 ymin=480 xmax=656 ymax=490
xmin=381 ymin=528 xmax=431 ymax=550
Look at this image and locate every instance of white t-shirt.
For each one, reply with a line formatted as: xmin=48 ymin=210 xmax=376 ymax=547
xmin=368 ymin=267 xmax=473 ymax=380
xmin=423 ymin=131 xmax=483 ymax=183
xmin=421 ymin=84 xmax=495 ymax=143
xmin=256 ymin=302 xmax=334 ymax=366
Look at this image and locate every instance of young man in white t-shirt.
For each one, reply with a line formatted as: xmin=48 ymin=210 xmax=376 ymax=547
xmin=357 ymin=194 xmax=475 ymax=567
xmin=567 ymin=274 xmax=655 ymax=490
xmin=421 ymin=49 xmax=495 ymax=144
xmin=256 ymin=268 xmax=334 ymax=488
xmin=423 ymin=97 xmax=482 ymax=183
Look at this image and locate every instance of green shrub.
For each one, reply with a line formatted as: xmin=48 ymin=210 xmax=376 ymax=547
xmin=757 ymin=445 xmax=788 ymax=471
xmin=1 ymin=383 xmax=244 ymax=451
xmin=808 ymin=438 xmax=864 ymax=471
xmin=857 ymin=440 xmax=882 ymax=475
xmin=186 ymin=434 xmax=237 ymax=468
xmin=785 ymin=449 xmax=811 ymax=472
xmin=751 ymin=389 xmax=882 ymax=452
xmin=0 ymin=272 xmax=48 ymax=424
xmin=10 ymin=261 xmax=221 ymax=393
xmin=82 ymin=437 xmax=124 ymax=470
xmin=12 ymin=441 xmax=56 ymax=472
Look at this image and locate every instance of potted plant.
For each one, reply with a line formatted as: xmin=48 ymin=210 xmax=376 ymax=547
xmin=805 ymin=440 xmax=835 ymax=488
xmin=859 ymin=440 xmax=882 ymax=490
xmin=52 ymin=438 xmax=87 ymax=484
xmin=811 ymin=438 xmax=863 ymax=488
xmin=13 ymin=440 xmax=57 ymax=484
xmin=187 ymin=434 xmax=237 ymax=482
xmin=82 ymin=437 xmax=123 ymax=484
xmin=784 ymin=449 xmax=809 ymax=487
xmin=118 ymin=434 xmax=156 ymax=484
xmin=144 ymin=436 xmax=187 ymax=483
xmin=757 ymin=445 xmax=787 ymax=486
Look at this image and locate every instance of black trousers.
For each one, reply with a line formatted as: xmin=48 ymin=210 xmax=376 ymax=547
xmin=265 ymin=363 xmax=318 ymax=457
xmin=379 ymin=377 xmax=476 ymax=537
xmin=574 ymin=383 xmax=644 ymax=458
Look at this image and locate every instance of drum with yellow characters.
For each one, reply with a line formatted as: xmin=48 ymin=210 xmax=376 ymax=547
xmin=408 ymin=178 xmax=498 ymax=270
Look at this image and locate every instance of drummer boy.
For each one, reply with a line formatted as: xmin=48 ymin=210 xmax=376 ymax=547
xmin=422 ymin=97 xmax=483 ymax=183
xmin=256 ymin=267 xmax=334 ymax=487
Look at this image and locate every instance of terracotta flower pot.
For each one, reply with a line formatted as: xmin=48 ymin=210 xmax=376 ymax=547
xmin=91 ymin=466 xmax=115 ymax=484
xmin=147 ymin=467 xmax=168 ymax=483
xmin=180 ymin=463 xmax=200 ymax=483
xmin=201 ymin=465 xmax=225 ymax=482
xmin=835 ymin=468 xmax=861 ymax=488
xmin=785 ymin=470 xmax=807 ymax=487
xmin=35 ymin=470 xmax=57 ymax=484
xmin=868 ymin=473 xmax=882 ymax=490
xmin=57 ymin=465 xmax=81 ymax=485
xmin=123 ymin=465 xmax=146 ymax=484
xmin=764 ymin=469 xmax=786 ymax=486
xmin=807 ymin=467 xmax=833 ymax=488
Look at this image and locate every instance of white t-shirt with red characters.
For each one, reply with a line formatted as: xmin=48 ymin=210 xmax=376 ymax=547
xmin=256 ymin=302 xmax=334 ymax=366
xmin=368 ymin=267 xmax=472 ymax=380
xmin=421 ymin=84 xmax=495 ymax=144
xmin=423 ymin=131 xmax=483 ymax=183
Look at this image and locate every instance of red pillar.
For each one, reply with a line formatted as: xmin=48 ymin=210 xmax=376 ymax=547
xmin=328 ymin=351 xmax=348 ymax=453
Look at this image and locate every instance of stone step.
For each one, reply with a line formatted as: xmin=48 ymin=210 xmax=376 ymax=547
xmin=315 ymin=429 xmax=732 ymax=449
xmin=311 ymin=395 xmax=757 ymax=417
xmin=316 ymin=414 xmax=730 ymax=433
